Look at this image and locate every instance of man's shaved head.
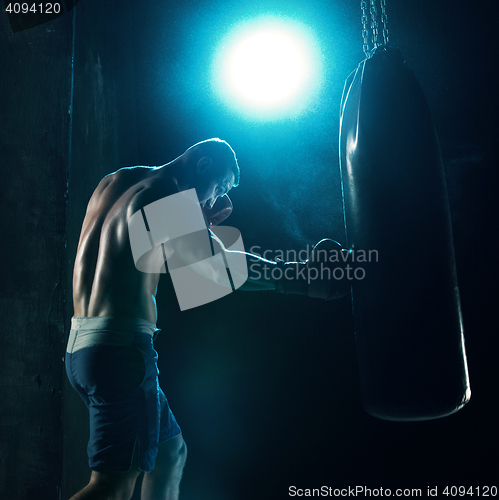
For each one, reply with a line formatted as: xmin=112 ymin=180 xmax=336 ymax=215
xmin=184 ymin=138 xmax=240 ymax=188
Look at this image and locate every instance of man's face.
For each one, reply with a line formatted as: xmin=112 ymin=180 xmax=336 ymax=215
xmin=194 ymin=159 xmax=235 ymax=209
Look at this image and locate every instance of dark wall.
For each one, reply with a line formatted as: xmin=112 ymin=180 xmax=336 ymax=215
xmin=0 ymin=12 xmax=73 ymax=500
xmin=0 ymin=1 xmax=139 ymax=497
xmin=62 ymin=0 xmax=138 ymax=497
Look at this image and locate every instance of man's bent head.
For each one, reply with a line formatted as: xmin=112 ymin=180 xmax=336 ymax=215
xmin=182 ymin=138 xmax=240 ymax=209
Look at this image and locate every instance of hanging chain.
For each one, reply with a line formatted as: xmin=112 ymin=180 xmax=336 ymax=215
xmin=361 ymin=0 xmax=390 ymax=57
xmin=380 ymin=0 xmax=390 ymax=46
xmin=369 ymin=0 xmax=379 ymax=51
xmin=361 ymin=0 xmax=370 ymax=58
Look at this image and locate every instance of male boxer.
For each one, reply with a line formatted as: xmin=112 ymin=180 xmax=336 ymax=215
xmin=66 ymin=138 xmax=347 ymax=500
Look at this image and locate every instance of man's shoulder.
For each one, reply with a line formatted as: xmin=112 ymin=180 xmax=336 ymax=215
xmin=127 ymin=173 xmax=180 ymax=219
xmin=88 ymin=167 xmax=147 ymax=206
xmin=103 ymin=165 xmax=151 ymax=184
xmin=92 ymin=166 xmax=146 ymax=194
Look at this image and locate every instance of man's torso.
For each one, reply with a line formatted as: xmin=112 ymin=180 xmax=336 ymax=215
xmin=73 ymin=166 xmax=176 ymax=323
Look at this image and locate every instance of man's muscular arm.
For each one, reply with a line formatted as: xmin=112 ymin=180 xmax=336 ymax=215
xmin=128 ymin=186 xmax=348 ymax=300
xmin=211 ymin=233 xmax=350 ymax=300
xmin=208 ymin=229 xmax=307 ymax=293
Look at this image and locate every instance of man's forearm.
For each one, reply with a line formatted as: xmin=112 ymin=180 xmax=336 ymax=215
xmin=209 ymin=228 xmax=280 ymax=290
xmin=212 ymin=230 xmax=350 ymax=300
xmin=231 ymin=251 xmax=307 ymax=294
xmin=237 ymin=259 xmax=277 ymax=291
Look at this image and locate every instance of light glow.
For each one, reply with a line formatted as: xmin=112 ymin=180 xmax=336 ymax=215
xmin=229 ymin=32 xmax=308 ymax=105
xmin=212 ymin=17 xmax=322 ymax=120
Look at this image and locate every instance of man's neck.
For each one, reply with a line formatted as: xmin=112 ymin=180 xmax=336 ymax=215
xmin=150 ymin=157 xmax=192 ymax=192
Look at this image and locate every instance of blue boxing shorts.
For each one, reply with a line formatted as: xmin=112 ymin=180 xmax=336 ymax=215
xmin=65 ymin=316 xmax=182 ymax=473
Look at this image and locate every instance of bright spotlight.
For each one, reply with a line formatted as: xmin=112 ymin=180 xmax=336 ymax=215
xmin=229 ymin=32 xmax=307 ymax=104
xmin=212 ymin=18 xmax=322 ymax=120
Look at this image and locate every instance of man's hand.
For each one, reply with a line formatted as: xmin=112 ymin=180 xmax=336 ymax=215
xmin=307 ymin=239 xmax=351 ymax=300
xmin=274 ymin=239 xmax=351 ymax=300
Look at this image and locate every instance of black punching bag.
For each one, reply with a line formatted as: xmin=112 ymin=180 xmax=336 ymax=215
xmin=339 ymin=46 xmax=471 ymax=421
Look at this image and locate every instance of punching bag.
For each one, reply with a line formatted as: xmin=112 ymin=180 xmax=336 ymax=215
xmin=339 ymin=46 xmax=471 ymax=421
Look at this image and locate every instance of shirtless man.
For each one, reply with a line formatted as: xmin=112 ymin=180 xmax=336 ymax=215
xmin=66 ymin=138 xmax=347 ymax=500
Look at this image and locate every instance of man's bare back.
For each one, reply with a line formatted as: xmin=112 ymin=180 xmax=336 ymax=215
xmin=72 ymin=166 xmax=178 ymax=324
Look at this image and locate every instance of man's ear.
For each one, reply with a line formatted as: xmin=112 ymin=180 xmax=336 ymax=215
xmin=196 ymin=156 xmax=212 ymax=174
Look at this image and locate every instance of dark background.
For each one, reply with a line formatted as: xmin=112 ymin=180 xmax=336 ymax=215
xmin=0 ymin=0 xmax=498 ymax=498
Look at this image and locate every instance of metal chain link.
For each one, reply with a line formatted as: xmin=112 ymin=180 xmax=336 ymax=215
xmin=361 ymin=0 xmax=370 ymax=58
xmin=380 ymin=0 xmax=390 ymax=46
xmin=369 ymin=0 xmax=379 ymax=51
xmin=361 ymin=0 xmax=390 ymax=57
